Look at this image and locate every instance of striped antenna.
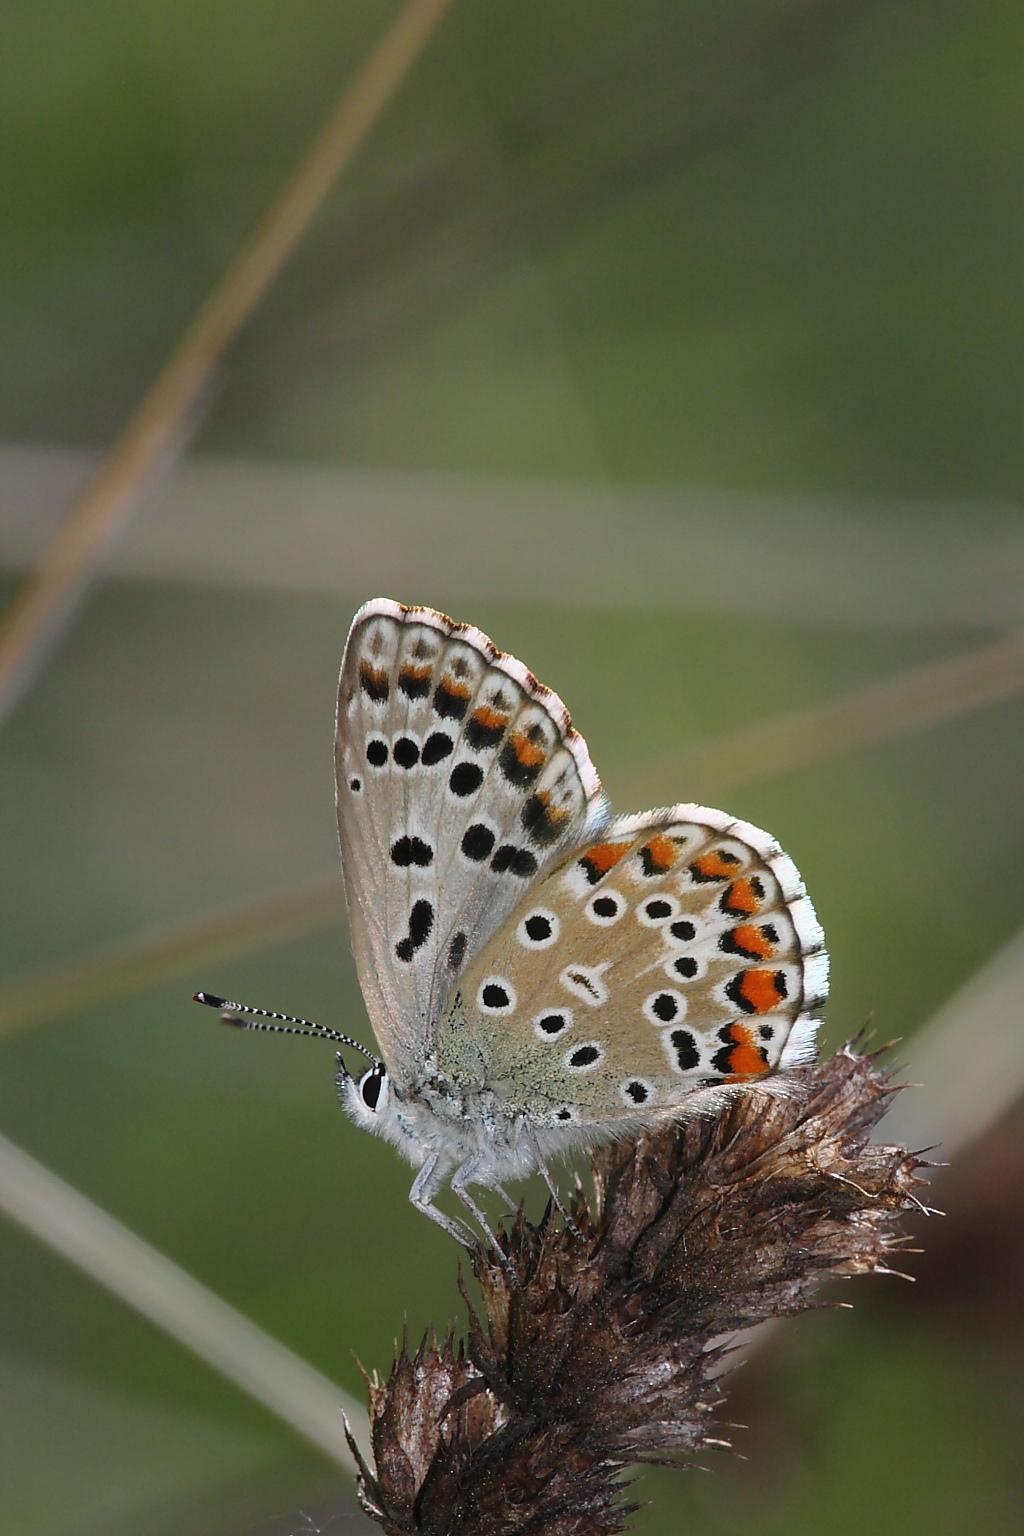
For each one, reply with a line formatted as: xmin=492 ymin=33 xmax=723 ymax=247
xmin=192 ymin=992 xmax=378 ymax=1062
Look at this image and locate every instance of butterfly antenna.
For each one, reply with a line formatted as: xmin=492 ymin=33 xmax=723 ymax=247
xmin=192 ymin=992 xmax=378 ymax=1061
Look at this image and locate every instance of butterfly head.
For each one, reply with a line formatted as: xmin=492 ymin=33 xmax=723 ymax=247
xmin=194 ymin=992 xmax=394 ymax=1129
xmin=335 ymin=1054 xmax=392 ymax=1132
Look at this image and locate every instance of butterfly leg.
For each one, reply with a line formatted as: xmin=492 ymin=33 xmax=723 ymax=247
xmin=537 ymin=1158 xmax=583 ymax=1240
xmin=450 ymin=1159 xmax=512 ymax=1265
xmin=409 ymin=1153 xmax=474 ymax=1248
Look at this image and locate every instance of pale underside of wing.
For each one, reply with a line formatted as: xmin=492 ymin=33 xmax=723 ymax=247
xmin=437 ymin=806 xmax=829 ymax=1127
xmin=336 ymin=599 xmax=608 ymax=1081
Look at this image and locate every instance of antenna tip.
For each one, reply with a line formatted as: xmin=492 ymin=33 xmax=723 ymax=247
xmin=193 ymin=991 xmax=226 ymax=1009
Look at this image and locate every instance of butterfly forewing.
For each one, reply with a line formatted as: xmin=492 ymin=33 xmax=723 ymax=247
xmin=336 ymin=599 xmax=608 ymax=1081
xmin=437 ymin=806 xmax=828 ymax=1124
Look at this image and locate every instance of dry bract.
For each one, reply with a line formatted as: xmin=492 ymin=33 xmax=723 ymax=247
xmin=348 ymin=1045 xmax=928 ymax=1535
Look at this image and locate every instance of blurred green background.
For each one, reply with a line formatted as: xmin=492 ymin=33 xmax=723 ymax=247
xmin=1 ymin=2 xmax=1022 ymax=1533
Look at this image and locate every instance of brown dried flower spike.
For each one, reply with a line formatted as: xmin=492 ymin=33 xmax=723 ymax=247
xmin=347 ymin=1045 xmax=929 ymax=1535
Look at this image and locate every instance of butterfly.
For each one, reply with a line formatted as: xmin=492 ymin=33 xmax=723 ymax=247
xmin=196 ymin=598 xmax=828 ymax=1250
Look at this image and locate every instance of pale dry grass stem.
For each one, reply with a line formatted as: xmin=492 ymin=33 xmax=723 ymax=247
xmin=0 ymin=0 xmax=454 ymax=728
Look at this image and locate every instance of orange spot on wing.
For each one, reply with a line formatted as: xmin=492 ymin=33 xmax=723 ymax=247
xmin=537 ymin=789 xmax=568 ymax=822
xmin=509 ymin=729 xmax=545 ymax=768
xmin=401 ymin=664 xmax=431 ymax=681
xmin=359 ymin=662 xmax=390 ymax=700
xmin=722 ymin=877 xmax=761 ymax=916
xmin=691 ymin=850 xmax=741 ymax=882
xmin=441 ymin=674 xmax=472 ymax=699
xmin=643 ymin=835 xmax=678 ymax=873
xmin=581 ymin=841 xmax=632 ymax=877
xmin=473 ymin=705 xmax=508 ymax=730
xmin=737 ymin=969 xmax=786 ymax=1014
xmin=733 ymin=923 xmax=775 ymax=959
xmin=725 ymin=1022 xmax=770 ymax=1079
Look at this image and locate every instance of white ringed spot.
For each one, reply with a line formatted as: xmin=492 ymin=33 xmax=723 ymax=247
xmin=620 ymin=1077 xmax=655 ymax=1108
xmin=664 ymin=1026 xmax=701 ymax=1074
xmin=564 ymin=1040 xmax=603 ymax=1072
xmin=586 ymin=889 xmax=625 ymax=925
xmin=364 ymin=735 xmax=389 ymax=770
xmin=665 ymin=917 xmax=698 ymax=946
xmin=664 ymin=953 xmax=700 ymax=983
xmin=642 ymin=988 xmax=687 ymax=1027
xmin=637 ymin=894 xmax=680 ymax=928
xmin=517 ymin=907 xmax=560 ymax=950
xmin=390 ymin=731 xmax=422 ymax=771
xmin=477 ymin=976 xmax=517 ymax=1015
xmin=532 ymin=1008 xmax=574 ymax=1041
xmin=459 ymin=816 xmax=500 ymax=865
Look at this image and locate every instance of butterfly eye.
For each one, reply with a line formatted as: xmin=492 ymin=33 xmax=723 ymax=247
xmin=359 ymin=1066 xmax=386 ymax=1111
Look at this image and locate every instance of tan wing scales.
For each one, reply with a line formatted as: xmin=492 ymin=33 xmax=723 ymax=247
xmin=437 ymin=806 xmax=828 ymax=1125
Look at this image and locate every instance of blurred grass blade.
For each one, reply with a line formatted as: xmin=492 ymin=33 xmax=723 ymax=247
xmin=5 ymin=449 xmax=1022 ymax=633
xmin=0 ymin=0 xmax=454 ymax=728
xmin=672 ymin=630 xmax=1024 ymax=801
xmin=0 ymin=877 xmax=341 ymax=1038
xmin=0 ymin=1128 xmax=368 ymax=1469
xmin=883 ymin=923 xmax=1024 ymax=1160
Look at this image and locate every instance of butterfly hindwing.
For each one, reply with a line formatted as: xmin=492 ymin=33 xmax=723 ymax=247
xmin=336 ymin=599 xmax=608 ymax=1082
xmin=437 ymin=806 xmax=828 ymax=1125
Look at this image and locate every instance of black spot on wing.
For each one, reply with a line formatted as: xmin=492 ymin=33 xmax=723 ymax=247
xmin=499 ymin=739 xmax=543 ymax=787
xmin=433 ymin=679 xmax=470 ymax=719
xmin=390 ymin=835 xmax=433 ymax=868
xmin=670 ymin=1029 xmax=699 ymax=1070
xmin=397 ymin=666 xmax=431 ymax=699
xmin=491 ymin=845 xmax=538 ymax=878
xmin=359 ymin=663 xmax=389 ymax=702
xmin=461 ymin=823 xmax=496 ymax=862
xmin=465 ymin=712 xmax=507 ymax=751
xmin=447 ymin=931 xmax=467 ymax=972
xmin=392 ymin=736 xmax=419 ymax=769
xmin=449 ymin=762 xmax=484 ymax=797
xmin=421 ymin=731 xmax=454 ymax=765
xmin=395 ymin=899 xmax=433 ymax=963
xmin=568 ymin=1044 xmax=601 ymax=1069
xmin=520 ymin=792 xmax=565 ymax=845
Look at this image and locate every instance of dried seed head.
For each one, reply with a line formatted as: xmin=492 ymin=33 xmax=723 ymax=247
xmin=352 ymin=1046 xmax=929 ymax=1535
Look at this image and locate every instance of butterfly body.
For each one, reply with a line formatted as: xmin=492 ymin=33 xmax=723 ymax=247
xmin=327 ymin=598 xmax=829 ymax=1247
